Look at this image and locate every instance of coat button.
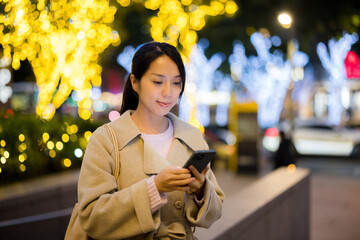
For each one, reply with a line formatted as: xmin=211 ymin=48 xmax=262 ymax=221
xmin=174 ymin=201 xmax=183 ymax=210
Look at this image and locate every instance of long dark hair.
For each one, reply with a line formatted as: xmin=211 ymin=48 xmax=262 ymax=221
xmin=120 ymin=42 xmax=186 ymax=114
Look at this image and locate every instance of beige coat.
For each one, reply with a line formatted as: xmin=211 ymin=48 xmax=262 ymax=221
xmin=78 ymin=110 xmax=225 ymax=240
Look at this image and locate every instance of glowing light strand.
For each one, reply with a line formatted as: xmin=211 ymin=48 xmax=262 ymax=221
xmin=144 ymin=0 xmax=238 ymax=56
xmin=229 ymin=32 xmax=308 ymax=128
xmin=1 ymin=0 xmax=238 ymax=120
xmin=0 ymin=0 xmax=120 ymax=120
xmin=0 ymin=55 xmax=13 ymax=104
xmin=317 ymin=32 xmax=358 ymax=125
xmin=180 ymin=39 xmax=225 ymax=127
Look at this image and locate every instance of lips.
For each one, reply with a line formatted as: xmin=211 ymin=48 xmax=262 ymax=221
xmin=157 ymin=101 xmax=170 ymax=107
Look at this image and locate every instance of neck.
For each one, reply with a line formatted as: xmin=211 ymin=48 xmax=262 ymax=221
xmin=131 ymin=109 xmax=169 ymax=134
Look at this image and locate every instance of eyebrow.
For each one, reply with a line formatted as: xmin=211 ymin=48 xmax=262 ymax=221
xmin=151 ymin=73 xmax=181 ymax=79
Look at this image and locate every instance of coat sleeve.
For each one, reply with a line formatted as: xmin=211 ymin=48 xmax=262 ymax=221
xmin=184 ymin=169 xmax=225 ymax=228
xmin=184 ymin=134 xmax=225 ymax=228
xmin=77 ymin=126 xmax=160 ymax=240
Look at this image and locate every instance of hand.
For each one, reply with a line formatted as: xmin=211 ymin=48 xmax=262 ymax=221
xmin=186 ymin=164 xmax=210 ymax=199
xmin=154 ymin=166 xmax=195 ymax=193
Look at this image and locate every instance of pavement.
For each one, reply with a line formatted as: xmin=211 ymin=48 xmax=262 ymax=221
xmin=213 ymin=157 xmax=360 ymax=240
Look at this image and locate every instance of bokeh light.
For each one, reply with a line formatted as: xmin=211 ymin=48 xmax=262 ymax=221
xmin=1 ymin=0 xmax=238 ymax=120
xmin=109 ymin=110 xmax=120 ymax=122
xmin=145 ymin=0 xmax=238 ymax=56
xmin=74 ymin=148 xmax=83 ymax=158
xmin=63 ymin=158 xmax=72 ymax=168
xmin=0 ymin=0 xmax=120 ymax=120
xmin=278 ymin=13 xmax=292 ymax=29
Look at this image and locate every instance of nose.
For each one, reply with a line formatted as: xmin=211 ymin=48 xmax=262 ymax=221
xmin=162 ymin=82 xmax=172 ymax=97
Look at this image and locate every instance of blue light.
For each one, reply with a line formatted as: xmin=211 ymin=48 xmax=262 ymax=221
xmin=180 ymin=41 xmax=226 ymax=126
xmin=92 ymin=100 xmax=107 ymax=112
xmin=71 ymin=91 xmax=82 ymax=101
xmin=271 ymin=35 xmax=282 ymax=47
xmin=90 ymin=87 xmax=102 ymax=100
xmin=230 ymin=32 xmax=307 ymax=128
xmin=116 ymin=46 xmax=136 ymax=73
xmin=290 ymin=40 xmax=309 ymax=67
xmin=317 ymin=32 xmax=358 ymax=125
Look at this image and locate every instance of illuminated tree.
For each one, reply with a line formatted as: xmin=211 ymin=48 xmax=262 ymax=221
xmin=1 ymin=0 xmax=238 ymax=120
xmin=229 ymin=32 xmax=308 ymax=129
xmin=180 ymin=40 xmax=225 ymax=128
xmin=0 ymin=0 xmax=120 ymax=120
xmin=141 ymin=0 xmax=238 ymax=56
xmin=317 ymin=32 xmax=358 ymax=125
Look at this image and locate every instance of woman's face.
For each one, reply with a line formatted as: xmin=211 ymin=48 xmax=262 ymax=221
xmin=131 ymin=55 xmax=182 ymax=118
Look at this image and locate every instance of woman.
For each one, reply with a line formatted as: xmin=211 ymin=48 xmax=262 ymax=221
xmin=77 ymin=42 xmax=224 ymax=239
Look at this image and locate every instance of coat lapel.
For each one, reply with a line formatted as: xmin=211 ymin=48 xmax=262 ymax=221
xmin=143 ymin=138 xmax=193 ymax=175
xmin=143 ymin=139 xmax=170 ymax=175
xmin=110 ymin=110 xmax=207 ymax=175
xmin=167 ymin=139 xmax=191 ymax=168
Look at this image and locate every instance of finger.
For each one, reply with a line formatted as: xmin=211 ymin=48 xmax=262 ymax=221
xmin=173 ymin=178 xmax=195 ymax=186
xmin=189 ymin=165 xmax=202 ymax=179
xmin=169 ymin=166 xmax=191 ymax=174
xmin=175 ymin=168 xmax=191 ymax=174
xmin=170 ymin=173 xmax=192 ymax=180
xmin=201 ymin=164 xmax=210 ymax=175
xmin=167 ymin=166 xmax=190 ymax=172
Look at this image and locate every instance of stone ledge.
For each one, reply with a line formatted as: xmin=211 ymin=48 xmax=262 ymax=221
xmin=0 ymin=169 xmax=79 ymax=201
xmin=195 ymin=167 xmax=311 ymax=240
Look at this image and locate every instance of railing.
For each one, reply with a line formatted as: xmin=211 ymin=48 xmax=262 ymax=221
xmin=0 ymin=167 xmax=310 ymax=240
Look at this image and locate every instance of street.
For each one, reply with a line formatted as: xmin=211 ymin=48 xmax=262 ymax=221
xmin=298 ymin=157 xmax=360 ymax=240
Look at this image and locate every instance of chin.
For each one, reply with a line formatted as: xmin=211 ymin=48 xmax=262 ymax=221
xmin=156 ymin=107 xmax=172 ymax=116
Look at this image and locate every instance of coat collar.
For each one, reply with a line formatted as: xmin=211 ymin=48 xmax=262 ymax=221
xmin=109 ymin=110 xmax=203 ymax=152
xmin=107 ymin=110 xmax=142 ymax=150
xmin=108 ymin=110 xmax=205 ymax=174
xmin=166 ymin=112 xmax=205 ymax=152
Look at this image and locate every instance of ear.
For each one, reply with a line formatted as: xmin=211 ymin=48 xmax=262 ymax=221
xmin=130 ymin=74 xmax=139 ymax=93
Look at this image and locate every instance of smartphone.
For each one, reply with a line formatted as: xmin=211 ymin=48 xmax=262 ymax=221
xmin=183 ymin=150 xmax=216 ymax=174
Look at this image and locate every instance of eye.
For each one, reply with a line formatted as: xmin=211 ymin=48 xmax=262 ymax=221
xmin=153 ymin=81 xmax=163 ymax=85
xmin=173 ymin=81 xmax=182 ymax=86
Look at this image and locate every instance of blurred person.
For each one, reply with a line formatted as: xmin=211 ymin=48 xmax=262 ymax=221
xmin=273 ymin=130 xmax=296 ymax=169
xmin=76 ymin=42 xmax=224 ymax=239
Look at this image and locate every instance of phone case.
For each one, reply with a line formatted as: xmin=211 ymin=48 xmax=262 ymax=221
xmin=183 ymin=150 xmax=216 ymax=174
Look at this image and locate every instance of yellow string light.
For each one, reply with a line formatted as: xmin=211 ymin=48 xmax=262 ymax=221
xmin=145 ymin=0 xmax=238 ymax=56
xmin=1 ymin=0 xmax=237 ymax=120
xmin=19 ymin=134 xmax=25 ymax=142
xmin=19 ymin=164 xmax=26 ymax=172
xmin=0 ymin=0 xmax=120 ymax=120
xmin=56 ymin=141 xmax=64 ymax=150
xmin=63 ymin=158 xmax=72 ymax=167
xmin=62 ymin=133 xmax=70 ymax=143
xmin=19 ymin=154 xmax=26 ymax=162
xmin=84 ymin=131 xmax=92 ymax=141
xmin=18 ymin=143 xmax=27 ymax=152
xmin=47 ymin=141 xmax=55 ymax=150
xmin=42 ymin=132 xmax=50 ymax=142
